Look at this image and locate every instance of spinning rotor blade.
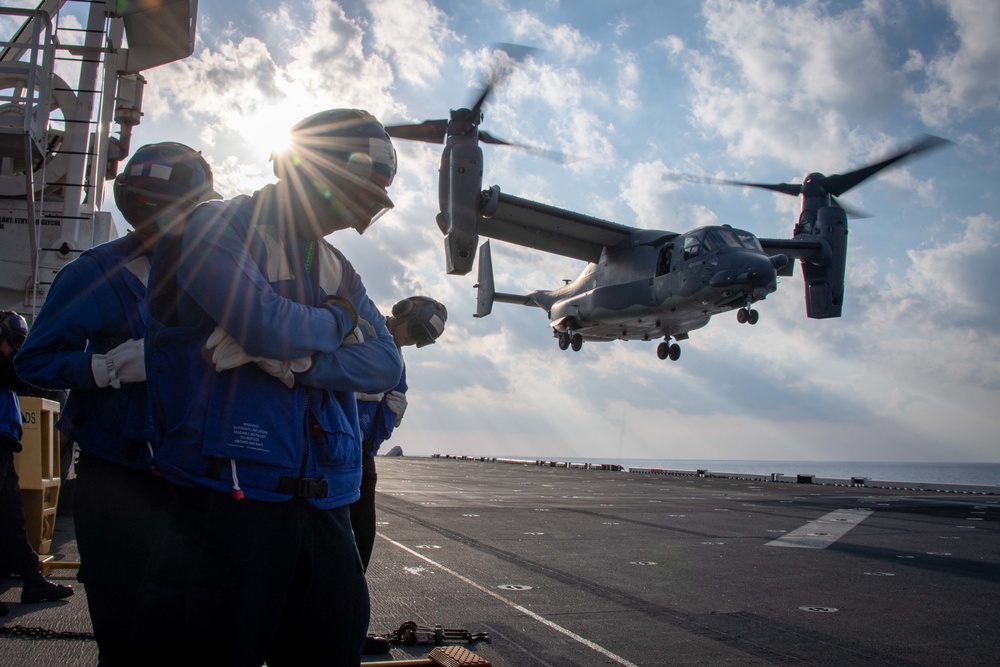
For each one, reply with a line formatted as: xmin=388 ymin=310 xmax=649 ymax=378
xmin=469 ymin=43 xmax=539 ymax=116
xmin=477 ymin=129 xmax=512 ymax=146
xmin=830 ymin=196 xmax=870 ymax=219
xmin=384 ymin=119 xmax=448 ymax=144
xmin=478 ymin=129 xmax=571 ymax=163
xmin=666 ymin=173 xmax=802 ymax=196
xmin=672 ymin=135 xmax=950 ymax=202
xmin=383 ymin=44 xmax=540 ymax=148
xmin=824 ymin=134 xmax=951 ymax=196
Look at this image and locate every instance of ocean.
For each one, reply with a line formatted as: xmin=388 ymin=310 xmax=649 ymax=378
xmin=557 ymin=458 xmax=1000 ymax=487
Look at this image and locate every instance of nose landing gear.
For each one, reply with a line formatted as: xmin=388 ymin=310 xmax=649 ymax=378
xmin=736 ymin=303 xmax=759 ymax=325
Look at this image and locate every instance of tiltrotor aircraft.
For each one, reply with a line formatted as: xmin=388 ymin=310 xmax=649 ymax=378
xmin=385 ymin=47 xmax=948 ymax=362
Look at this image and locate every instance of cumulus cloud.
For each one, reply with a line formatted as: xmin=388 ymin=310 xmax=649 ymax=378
xmin=886 ymin=213 xmax=1000 ymax=330
xmin=367 ymin=0 xmax=453 ymax=87
xmin=614 ymin=48 xmax=640 ymax=111
xmin=910 ymin=0 xmax=1000 ymax=125
xmin=656 ymin=35 xmax=685 ymax=57
xmin=678 ymin=0 xmax=909 ymax=168
xmin=622 ymin=161 xmax=718 ymax=229
xmin=505 ymin=9 xmax=601 ymax=61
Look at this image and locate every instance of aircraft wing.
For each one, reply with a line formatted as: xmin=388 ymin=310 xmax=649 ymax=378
xmin=758 ymin=237 xmax=827 ymax=276
xmin=478 ymin=187 xmax=635 ymax=263
xmin=758 ymin=237 xmax=825 ymax=260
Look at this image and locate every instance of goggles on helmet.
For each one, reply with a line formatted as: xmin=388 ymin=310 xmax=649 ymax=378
xmin=309 ymin=173 xmax=394 ymax=235
xmin=408 ymin=319 xmax=438 ymax=347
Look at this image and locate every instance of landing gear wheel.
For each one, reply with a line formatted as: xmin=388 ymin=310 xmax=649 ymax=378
xmin=747 ymin=309 xmax=759 ymax=325
xmin=736 ymin=308 xmax=748 ymax=324
xmin=557 ymin=332 xmax=569 ymax=350
xmin=570 ymin=333 xmax=583 ymax=352
xmin=657 ymin=340 xmax=682 ymax=361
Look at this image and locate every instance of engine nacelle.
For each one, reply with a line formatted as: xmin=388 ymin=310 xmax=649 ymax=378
xmin=438 ymin=140 xmax=483 ymax=275
xmin=801 ymin=205 xmax=848 ymax=318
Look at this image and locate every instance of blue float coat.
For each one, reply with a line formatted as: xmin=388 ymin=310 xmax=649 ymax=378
xmin=1 ymin=388 xmax=21 ymax=444
xmin=357 ymin=366 xmax=408 ymax=456
xmin=14 ymin=234 xmax=155 ymax=469
xmin=144 ymin=186 xmax=402 ymax=508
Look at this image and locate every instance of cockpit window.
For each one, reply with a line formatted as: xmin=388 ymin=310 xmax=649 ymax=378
xmin=703 ymin=228 xmax=763 ymax=252
xmin=683 ymin=228 xmax=761 ymax=261
xmin=730 ymin=228 xmax=763 ymax=251
xmin=683 ymin=234 xmax=702 ymax=260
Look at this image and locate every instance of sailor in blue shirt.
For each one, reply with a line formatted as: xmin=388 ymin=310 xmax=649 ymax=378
xmin=1 ymin=311 xmax=74 ymax=616
xmin=352 ymin=296 xmax=447 ymax=571
xmin=135 ymin=109 xmax=403 ymax=667
xmin=14 ymin=144 xmax=218 ymax=664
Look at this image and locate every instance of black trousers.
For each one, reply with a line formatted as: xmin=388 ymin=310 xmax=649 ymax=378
xmin=349 ymin=454 xmax=378 ymax=570
xmin=132 ymin=484 xmax=369 ymax=667
xmin=73 ymin=452 xmax=169 ymax=666
xmin=0 ymin=450 xmax=42 ymax=584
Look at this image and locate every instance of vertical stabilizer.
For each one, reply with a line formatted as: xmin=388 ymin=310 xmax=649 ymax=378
xmin=474 ymin=241 xmax=495 ymax=318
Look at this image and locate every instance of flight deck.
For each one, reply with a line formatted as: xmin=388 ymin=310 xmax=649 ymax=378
xmin=2 ymin=456 xmax=998 ymax=666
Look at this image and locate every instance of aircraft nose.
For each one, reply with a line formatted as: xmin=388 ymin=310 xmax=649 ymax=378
xmin=735 ymin=253 xmax=778 ymax=290
xmin=709 ymin=252 xmax=779 ymax=292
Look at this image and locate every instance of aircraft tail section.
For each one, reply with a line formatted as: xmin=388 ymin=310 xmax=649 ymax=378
xmin=474 ymin=241 xmax=539 ymax=318
xmin=474 ymin=241 xmax=497 ymax=318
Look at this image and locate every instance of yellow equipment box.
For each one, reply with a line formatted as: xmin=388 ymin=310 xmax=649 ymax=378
xmin=13 ymin=396 xmax=61 ymax=554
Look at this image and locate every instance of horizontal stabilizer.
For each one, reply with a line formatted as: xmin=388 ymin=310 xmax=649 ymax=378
xmin=474 ymin=241 xmax=538 ymax=317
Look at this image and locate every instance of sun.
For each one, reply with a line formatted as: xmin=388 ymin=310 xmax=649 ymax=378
xmin=264 ymin=124 xmax=294 ymax=158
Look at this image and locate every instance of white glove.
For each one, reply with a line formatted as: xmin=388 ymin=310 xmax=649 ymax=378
xmin=356 ymin=391 xmax=385 ymax=403
xmin=91 ymin=338 xmax=146 ymax=389
xmin=206 ymin=326 xmax=257 ymax=371
xmin=255 ymin=356 xmax=313 ymax=389
xmin=342 ymin=318 xmax=376 ymax=347
xmin=384 ymin=390 xmax=407 ymax=427
xmin=205 ymin=326 xmax=312 ymax=387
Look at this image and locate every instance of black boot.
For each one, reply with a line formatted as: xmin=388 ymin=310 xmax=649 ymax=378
xmin=362 ymin=635 xmax=391 ymax=655
xmin=21 ymin=578 xmax=74 ymax=604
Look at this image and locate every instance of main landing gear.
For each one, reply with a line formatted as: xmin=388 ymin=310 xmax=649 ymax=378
xmin=557 ymin=331 xmax=584 ymax=352
xmin=736 ymin=305 xmax=759 ymax=325
xmin=656 ymin=337 xmax=681 ymax=361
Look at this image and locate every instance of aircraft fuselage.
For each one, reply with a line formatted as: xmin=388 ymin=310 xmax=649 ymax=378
xmin=541 ymin=226 xmax=780 ymax=342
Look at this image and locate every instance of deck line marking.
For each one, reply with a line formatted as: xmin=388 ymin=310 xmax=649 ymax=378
xmin=766 ymin=509 xmax=873 ymax=549
xmin=380 ymin=534 xmax=640 ymax=667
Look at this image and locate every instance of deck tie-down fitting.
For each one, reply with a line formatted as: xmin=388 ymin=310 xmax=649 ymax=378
xmin=386 ymin=620 xmax=490 ymax=646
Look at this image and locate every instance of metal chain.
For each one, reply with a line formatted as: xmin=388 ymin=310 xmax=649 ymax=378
xmin=0 ymin=624 xmax=95 ymax=641
xmin=384 ymin=620 xmax=489 ymax=646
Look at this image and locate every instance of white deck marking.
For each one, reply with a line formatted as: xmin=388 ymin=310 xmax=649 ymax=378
xmin=766 ymin=509 xmax=873 ymax=549
xmin=379 ymin=534 xmax=640 ymax=667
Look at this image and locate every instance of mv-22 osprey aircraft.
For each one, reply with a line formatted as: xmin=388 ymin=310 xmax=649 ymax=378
xmin=385 ymin=47 xmax=948 ymax=362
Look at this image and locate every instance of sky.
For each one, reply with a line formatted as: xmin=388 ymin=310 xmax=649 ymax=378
xmin=10 ymin=0 xmax=1000 ymax=463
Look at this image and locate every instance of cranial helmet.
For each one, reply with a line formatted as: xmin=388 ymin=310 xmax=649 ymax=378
xmin=391 ymin=296 xmax=447 ymax=348
xmin=0 ymin=310 xmax=28 ymax=350
xmin=272 ymin=109 xmax=397 ymax=234
xmin=114 ymin=142 xmax=219 ymax=236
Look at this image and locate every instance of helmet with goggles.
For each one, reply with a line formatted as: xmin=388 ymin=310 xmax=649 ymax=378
xmin=272 ymin=109 xmax=397 ymax=234
xmin=114 ymin=142 xmax=219 ymax=237
xmin=0 ymin=310 xmax=28 ymax=351
xmin=391 ymin=296 xmax=447 ymax=348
